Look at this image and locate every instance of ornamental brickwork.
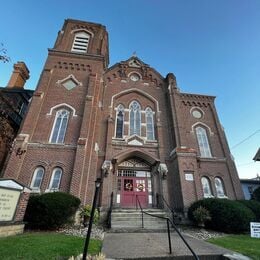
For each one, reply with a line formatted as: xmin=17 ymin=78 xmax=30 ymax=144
xmin=3 ymin=19 xmax=244 ymax=215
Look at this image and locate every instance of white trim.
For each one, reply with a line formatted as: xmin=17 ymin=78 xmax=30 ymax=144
xmin=110 ymin=88 xmax=160 ymax=113
xmin=191 ymin=122 xmax=214 ymax=136
xmin=56 ymin=74 xmax=83 ymax=89
xmin=127 ymin=71 xmax=142 ymax=80
xmin=47 ymin=103 xmax=77 ymax=117
xmin=70 ymin=28 xmax=94 ymax=37
xmin=190 ymin=107 xmax=205 ymax=118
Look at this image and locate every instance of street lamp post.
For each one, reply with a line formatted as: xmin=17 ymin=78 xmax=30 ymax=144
xmin=82 ymin=178 xmax=102 ymax=260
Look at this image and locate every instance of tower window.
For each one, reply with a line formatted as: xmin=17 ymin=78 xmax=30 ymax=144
xmin=145 ymin=107 xmax=155 ymax=140
xmin=31 ymin=167 xmax=44 ymax=190
xmin=115 ymin=105 xmax=124 ymax=138
xmin=71 ymin=32 xmax=90 ymax=53
xmin=50 ymin=109 xmax=69 ymax=144
xmin=196 ymin=126 xmax=212 ymax=157
xmin=129 ymin=101 xmax=141 ymax=136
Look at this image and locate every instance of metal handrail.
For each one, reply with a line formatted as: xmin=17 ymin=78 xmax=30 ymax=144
xmin=157 ymin=193 xmax=179 ymax=225
xmin=107 ymin=192 xmax=113 ymax=228
xmin=136 ymin=195 xmax=199 ymax=260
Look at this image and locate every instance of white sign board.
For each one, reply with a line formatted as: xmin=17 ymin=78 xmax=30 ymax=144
xmin=185 ymin=173 xmax=194 ymax=181
xmin=250 ymin=222 xmax=260 ymax=238
xmin=0 ymin=188 xmax=21 ymax=221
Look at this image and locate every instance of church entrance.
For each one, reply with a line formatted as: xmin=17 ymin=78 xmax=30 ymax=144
xmin=116 ymin=158 xmax=152 ymax=208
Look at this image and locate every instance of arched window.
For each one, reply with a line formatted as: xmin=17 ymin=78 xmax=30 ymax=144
xmin=215 ymin=177 xmax=226 ymax=197
xmin=71 ymin=32 xmax=90 ymax=53
xmin=31 ymin=167 xmax=44 ymax=190
xmin=50 ymin=110 xmax=69 ymax=144
xmin=49 ymin=168 xmax=62 ymax=191
xmin=129 ymin=101 xmax=141 ymax=136
xmin=145 ymin=107 xmax=155 ymax=140
xmin=201 ymin=177 xmax=213 ymax=198
xmin=196 ymin=126 xmax=212 ymax=157
xmin=115 ymin=105 xmax=124 ymax=138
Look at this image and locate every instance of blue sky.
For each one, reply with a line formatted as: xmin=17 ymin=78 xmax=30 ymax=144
xmin=0 ymin=0 xmax=259 ymax=178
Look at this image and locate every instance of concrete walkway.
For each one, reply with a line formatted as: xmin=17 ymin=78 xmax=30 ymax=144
xmin=101 ymin=231 xmax=235 ymax=259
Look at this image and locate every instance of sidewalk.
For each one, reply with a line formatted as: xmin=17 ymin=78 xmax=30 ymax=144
xmin=102 ymin=231 xmax=235 ymax=259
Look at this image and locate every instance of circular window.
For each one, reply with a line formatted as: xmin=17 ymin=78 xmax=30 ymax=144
xmin=129 ymin=73 xmax=140 ymax=82
xmin=192 ymin=110 xmax=203 ymax=119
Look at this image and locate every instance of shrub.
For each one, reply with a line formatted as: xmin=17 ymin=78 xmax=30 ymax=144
xmin=80 ymin=205 xmax=99 ymax=226
xmin=24 ymin=192 xmax=81 ymax=230
xmin=188 ymin=198 xmax=255 ymax=233
xmin=192 ymin=206 xmax=211 ymax=226
xmin=252 ymin=187 xmax=260 ymax=202
xmin=238 ymin=200 xmax=260 ymax=221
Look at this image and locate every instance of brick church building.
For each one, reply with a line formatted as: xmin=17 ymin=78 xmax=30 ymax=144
xmin=3 ymin=19 xmax=244 ymax=215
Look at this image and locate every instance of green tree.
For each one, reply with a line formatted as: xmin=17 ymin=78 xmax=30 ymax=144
xmin=0 ymin=43 xmax=10 ymax=63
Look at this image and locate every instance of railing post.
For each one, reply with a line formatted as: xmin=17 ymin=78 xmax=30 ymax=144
xmin=141 ymin=211 xmax=144 ymax=228
xmin=167 ymin=219 xmax=172 ymax=254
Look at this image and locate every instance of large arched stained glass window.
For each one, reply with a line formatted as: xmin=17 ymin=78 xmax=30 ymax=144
xmin=129 ymin=101 xmax=141 ymax=136
xmin=115 ymin=105 xmax=124 ymax=138
xmin=201 ymin=177 xmax=213 ymax=198
xmin=145 ymin=107 xmax=155 ymax=140
xmin=50 ymin=110 xmax=69 ymax=144
xmin=196 ymin=126 xmax=212 ymax=157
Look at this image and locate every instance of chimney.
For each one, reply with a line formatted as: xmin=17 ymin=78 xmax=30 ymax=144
xmin=7 ymin=61 xmax=30 ymax=89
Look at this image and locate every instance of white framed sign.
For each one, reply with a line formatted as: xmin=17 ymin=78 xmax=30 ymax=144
xmin=0 ymin=187 xmax=21 ymax=222
xmin=250 ymin=222 xmax=260 ymax=238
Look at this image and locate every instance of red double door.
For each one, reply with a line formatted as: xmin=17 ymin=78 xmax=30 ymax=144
xmin=121 ymin=177 xmax=148 ymax=208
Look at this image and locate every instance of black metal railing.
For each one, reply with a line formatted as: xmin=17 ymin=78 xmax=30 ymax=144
xmin=136 ymin=195 xmax=199 ymax=260
xmin=107 ymin=192 xmax=114 ymax=228
xmin=157 ymin=193 xmax=180 ymax=225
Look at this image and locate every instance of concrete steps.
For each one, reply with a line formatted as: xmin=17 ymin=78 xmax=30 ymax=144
xmin=111 ymin=208 xmax=169 ymax=230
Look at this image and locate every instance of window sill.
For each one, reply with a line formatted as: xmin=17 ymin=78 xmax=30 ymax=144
xmin=217 ymin=195 xmax=228 ymax=199
xmin=30 ymin=189 xmax=41 ymax=193
xmin=45 ymin=188 xmax=60 ymax=193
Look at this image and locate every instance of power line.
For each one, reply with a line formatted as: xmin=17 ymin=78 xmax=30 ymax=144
xmin=231 ymin=129 xmax=260 ymax=150
xmin=237 ymin=162 xmax=255 ymax=167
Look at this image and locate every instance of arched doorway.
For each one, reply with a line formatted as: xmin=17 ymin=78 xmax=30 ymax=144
xmin=116 ymin=158 xmax=152 ymax=208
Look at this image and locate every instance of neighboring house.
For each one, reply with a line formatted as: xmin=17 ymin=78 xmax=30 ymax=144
xmin=3 ymin=19 xmax=244 ymax=217
xmin=253 ymin=148 xmax=260 ymax=162
xmin=240 ymin=176 xmax=260 ymax=200
xmin=0 ymin=62 xmax=34 ymax=174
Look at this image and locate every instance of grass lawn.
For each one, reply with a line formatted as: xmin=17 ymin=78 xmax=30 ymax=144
xmin=0 ymin=232 xmax=102 ymax=260
xmin=207 ymin=234 xmax=260 ymax=260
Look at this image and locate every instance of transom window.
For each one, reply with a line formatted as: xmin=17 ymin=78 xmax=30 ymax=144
xmin=50 ymin=109 xmax=69 ymax=144
xmin=201 ymin=177 xmax=213 ymax=198
xmin=129 ymin=101 xmax=141 ymax=136
xmin=49 ymin=168 xmax=62 ymax=190
xmin=71 ymin=32 xmax=90 ymax=53
xmin=214 ymin=177 xmax=226 ymax=198
xmin=31 ymin=167 xmax=44 ymax=190
xmin=196 ymin=126 xmax=212 ymax=157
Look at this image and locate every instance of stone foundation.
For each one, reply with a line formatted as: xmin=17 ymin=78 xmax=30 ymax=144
xmin=0 ymin=223 xmax=25 ymax=237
